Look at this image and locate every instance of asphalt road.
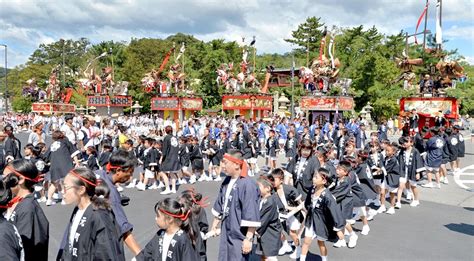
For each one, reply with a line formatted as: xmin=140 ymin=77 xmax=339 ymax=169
xmin=13 ymin=131 xmax=474 ymax=261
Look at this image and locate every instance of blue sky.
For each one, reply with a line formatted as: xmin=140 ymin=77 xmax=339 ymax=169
xmin=1 ymin=0 xmax=473 ymax=67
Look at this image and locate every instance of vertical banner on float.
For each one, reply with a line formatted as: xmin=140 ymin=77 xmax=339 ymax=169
xmin=436 ymin=0 xmax=443 ymax=45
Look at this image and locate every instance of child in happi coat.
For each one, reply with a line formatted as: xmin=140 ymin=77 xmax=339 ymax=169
xmin=266 ymin=130 xmax=278 ymax=170
xmin=136 ymin=198 xmax=200 ymax=261
xmin=3 ymin=159 xmax=49 ymax=261
xmin=190 ymin=137 xmax=205 ymax=182
xmin=85 ymin=146 xmax=100 ymax=171
xmin=178 ymin=137 xmax=193 ymax=184
xmin=271 ymin=168 xmax=304 ymax=258
xmin=383 ymin=143 xmax=401 ymax=215
xmin=367 ymin=141 xmax=385 ymax=211
xmin=354 ymin=150 xmax=378 ymax=232
xmin=300 ymin=168 xmax=345 ymax=261
xmin=248 ymin=130 xmax=260 ymax=177
xmin=285 ymin=130 xmax=298 ymax=162
xmin=256 ymin=175 xmax=282 ymax=260
xmin=98 ymin=143 xmax=113 ymax=170
xmin=179 ymin=189 xmax=209 ymax=261
xmin=397 ymin=136 xmax=424 ymax=208
xmin=330 ymin=161 xmax=357 ymax=248
xmin=215 ymin=132 xmax=231 ymax=181
xmin=207 ymin=139 xmax=220 ymax=180
xmin=0 ymin=181 xmax=25 ymax=260
xmin=136 ymin=138 xmax=159 ymax=191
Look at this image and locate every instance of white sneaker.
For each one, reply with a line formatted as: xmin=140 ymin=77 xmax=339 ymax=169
xmin=52 ymin=193 xmax=60 ymax=200
xmin=278 ymin=242 xmax=293 ymax=255
xmin=395 ymin=202 xmax=402 ymax=209
xmin=373 ymin=199 xmax=381 ymax=207
xmin=439 ymin=176 xmax=445 ymax=183
xmin=361 ymin=225 xmax=370 ymax=236
xmin=46 ymin=199 xmax=54 ymax=206
xmin=421 ymin=182 xmax=434 ymax=188
xmin=157 ymin=182 xmax=165 ymax=189
xmin=170 ymin=188 xmax=177 ymax=194
xmin=136 ymin=183 xmax=146 ymax=191
xmin=198 ymin=175 xmax=207 ymax=182
xmin=61 ymin=200 xmax=67 ymax=205
xmin=289 ymin=246 xmax=301 ymax=259
xmin=125 ymin=181 xmax=136 ymax=189
xmin=214 ymin=176 xmax=222 ymax=182
xmin=206 ymin=176 xmax=213 ymax=182
xmin=160 ymin=189 xmax=172 ymax=195
xmin=377 ymin=205 xmax=386 ymax=213
xmin=410 ymin=200 xmax=420 ymax=207
xmin=180 ymin=179 xmax=188 ymax=185
xmin=126 ymin=179 xmax=137 ymax=188
xmin=333 ymin=239 xmax=347 ymax=248
xmin=386 ymin=207 xmax=395 ymax=215
xmin=406 ymin=191 xmax=413 ymax=200
xmin=116 ymin=186 xmax=124 ymax=192
xmin=367 ymin=209 xmax=377 ymax=221
xmin=442 ymin=177 xmax=449 ymax=184
xmin=348 ymin=234 xmax=358 ymax=248
xmin=149 ymin=183 xmax=159 ymax=190
xmin=37 ymin=197 xmax=47 ymax=203
xmin=189 ymin=175 xmax=197 ymax=184
xmin=436 ymin=183 xmax=441 ymax=189
xmin=347 ymin=219 xmax=356 ymax=225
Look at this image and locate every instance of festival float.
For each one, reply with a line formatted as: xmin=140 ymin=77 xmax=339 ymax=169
xmin=294 ymin=26 xmax=355 ymax=123
xmin=28 ymin=65 xmax=76 ymax=114
xmin=217 ymin=37 xmax=273 ymax=120
xmin=142 ymin=43 xmax=203 ymax=120
xmin=397 ymin=0 xmax=464 ymax=129
xmin=78 ymin=53 xmax=132 ymax=115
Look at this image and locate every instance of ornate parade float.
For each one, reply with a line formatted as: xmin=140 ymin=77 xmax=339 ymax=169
xmin=216 ymin=37 xmax=273 ymax=120
xmin=80 ymin=53 xmax=132 ymax=115
xmin=28 ymin=65 xmax=77 ymax=114
xmin=142 ymin=43 xmax=203 ymax=120
xmin=295 ymin=26 xmax=355 ymax=123
xmin=397 ymin=0 xmax=464 ymax=129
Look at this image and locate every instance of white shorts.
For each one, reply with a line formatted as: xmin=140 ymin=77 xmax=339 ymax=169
xmin=144 ymin=169 xmax=155 ymax=179
xmin=287 ymin=215 xmax=301 ymax=231
xmin=426 ymin=166 xmax=440 ymax=172
xmin=374 ymin=179 xmax=386 ymax=189
xmin=401 ymin=179 xmax=417 ymax=187
xmin=266 ymin=156 xmax=276 ymax=161
xmin=387 ymin=186 xmax=398 ymax=193
xmin=247 ymin=158 xmax=257 ymax=164
xmin=304 ymin=225 xmax=326 ymax=241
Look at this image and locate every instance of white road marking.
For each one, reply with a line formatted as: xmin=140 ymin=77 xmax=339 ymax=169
xmin=454 ymin=165 xmax=474 ymax=190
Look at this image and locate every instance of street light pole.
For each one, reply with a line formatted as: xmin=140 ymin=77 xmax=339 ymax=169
xmin=291 ymin=53 xmax=295 ymax=119
xmin=0 ymin=44 xmax=7 ymax=112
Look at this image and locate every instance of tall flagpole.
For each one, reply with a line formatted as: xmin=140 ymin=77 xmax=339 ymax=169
xmin=422 ymin=0 xmax=429 ymax=52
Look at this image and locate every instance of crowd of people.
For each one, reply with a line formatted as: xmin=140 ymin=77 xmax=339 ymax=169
xmin=0 ymin=111 xmax=467 ymax=260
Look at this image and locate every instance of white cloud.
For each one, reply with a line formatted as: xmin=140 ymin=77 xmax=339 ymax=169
xmin=0 ymin=0 xmax=473 ymax=66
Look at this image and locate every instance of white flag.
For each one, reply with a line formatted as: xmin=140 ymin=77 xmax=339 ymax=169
xmin=436 ymin=0 xmax=443 ymax=45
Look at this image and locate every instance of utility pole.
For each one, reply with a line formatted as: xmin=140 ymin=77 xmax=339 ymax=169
xmin=61 ymin=39 xmax=65 ymax=84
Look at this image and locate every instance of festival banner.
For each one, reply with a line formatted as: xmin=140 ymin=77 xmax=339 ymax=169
xmin=222 ymin=95 xmax=272 ymax=110
xmin=31 ymin=103 xmax=76 ymax=113
xmin=151 ymin=97 xmax=180 ymax=110
xmin=181 ymin=98 xmax=203 ymax=110
xmin=300 ymin=96 xmax=354 ymax=111
xmin=400 ymin=97 xmax=458 ymax=118
xmin=87 ymin=96 xmax=132 ymax=107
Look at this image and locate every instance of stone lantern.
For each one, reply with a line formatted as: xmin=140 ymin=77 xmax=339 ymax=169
xmin=131 ymin=101 xmax=143 ymax=115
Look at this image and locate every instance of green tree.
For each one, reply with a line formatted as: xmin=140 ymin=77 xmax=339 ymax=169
xmin=285 ymin=16 xmax=325 ymax=61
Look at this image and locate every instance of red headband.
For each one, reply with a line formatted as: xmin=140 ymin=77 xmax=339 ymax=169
xmin=223 ymin=153 xmax=248 ymax=177
xmin=0 ymin=196 xmax=24 ymax=209
xmin=5 ymin=165 xmax=43 ymax=183
xmin=159 ymin=208 xmax=190 ymax=221
xmin=186 ymin=187 xmax=210 ymax=208
xmin=69 ymin=170 xmax=99 ymax=187
xmin=106 ymin=162 xmax=121 ymax=172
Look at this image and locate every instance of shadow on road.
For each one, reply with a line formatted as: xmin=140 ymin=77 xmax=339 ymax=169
xmin=444 ymin=223 xmax=474 ymax=236
xmin=464 ymin=207 xmax=474 ymax=212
